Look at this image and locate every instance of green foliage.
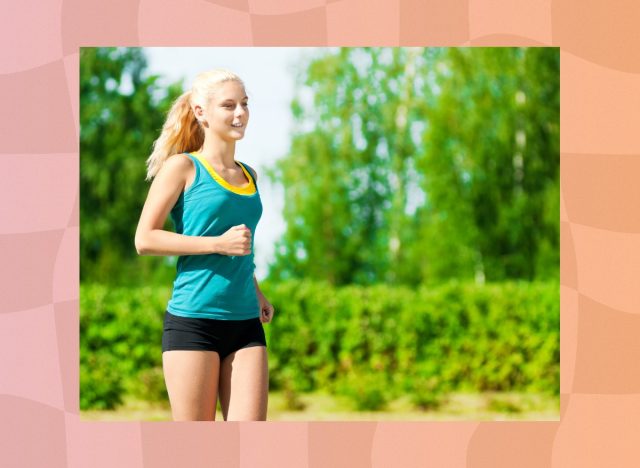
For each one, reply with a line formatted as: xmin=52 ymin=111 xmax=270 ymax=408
xmin=268 ymin=47 xmax=559 ymax=287
xmin=335 ymin=369 xmax=391 ymax=411
xmin=408 ymin=361 xmax=450 ymax=410
xmin=80 ymin=47 xmax=183 ymax=283
xmin=80 ymin=284 xmax=170 ymax=409
xmin=262 ymin=278 xmax=559 ymax=411
xmin=80 ymin=351 xmax=124 ymax=410
xmin=418 ymin=48 xmax=560 ymax=283
xmin=80 ymin=280 xmax=558 ymax=411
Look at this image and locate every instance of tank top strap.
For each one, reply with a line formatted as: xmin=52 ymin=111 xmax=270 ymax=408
xmin=183 ymin=152 xmax=204 ymax=191
xmin=238 ymin=161 xmax=257 ymax=187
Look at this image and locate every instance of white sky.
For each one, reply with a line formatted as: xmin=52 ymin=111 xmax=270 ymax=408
xmin=145 ymin=47 xmax=320 ymax=279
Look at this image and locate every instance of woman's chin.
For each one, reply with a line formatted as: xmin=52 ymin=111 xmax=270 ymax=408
xmin=216 ymin=130 xmax=245 ymax=141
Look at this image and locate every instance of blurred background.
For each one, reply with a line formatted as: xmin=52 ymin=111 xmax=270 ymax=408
xmin=80 ymin=47 xmax=559 ymax=420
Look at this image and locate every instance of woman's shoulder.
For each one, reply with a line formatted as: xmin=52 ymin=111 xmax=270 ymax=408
xmin=169 ymin=152 xmax=195 ymax=167
xmin=153 ymin=153 xmax=195 ymax=188
xmin=159 ymin=153 xmax=195 ymax=175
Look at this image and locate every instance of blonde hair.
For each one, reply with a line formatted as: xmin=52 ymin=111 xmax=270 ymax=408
xmin=145 ymin=69 xmax=245 ymax=180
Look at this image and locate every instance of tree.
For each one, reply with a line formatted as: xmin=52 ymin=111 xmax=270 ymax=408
xmin=415 ymin=48 xmax=559 ymax=283
xmin=266 ymin=47 xmax=559 ymax=286
xmin=80 ymin=47 xmax=183 ymax=283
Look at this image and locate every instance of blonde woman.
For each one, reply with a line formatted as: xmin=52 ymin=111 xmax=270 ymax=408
xmin=135 ymin=69 xmax=274 ymax=421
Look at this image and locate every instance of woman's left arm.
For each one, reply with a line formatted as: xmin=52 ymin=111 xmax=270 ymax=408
xmin=249 ymin=166 xmax=272 ymax=322
xmin=254 ymin=274 xmax=274 ymax=323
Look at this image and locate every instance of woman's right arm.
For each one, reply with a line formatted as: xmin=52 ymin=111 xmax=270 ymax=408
xmin=134 ymin=155 xmax=251 ymax=257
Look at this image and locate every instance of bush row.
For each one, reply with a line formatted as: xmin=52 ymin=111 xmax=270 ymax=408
xmin=80 ymin=279 xmax=558 ymax=411
xmin=262 ymin=279 xmax=558 ymax=410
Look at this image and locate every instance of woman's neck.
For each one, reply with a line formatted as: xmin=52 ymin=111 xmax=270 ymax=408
xmin=197 ymin=138 xmax=237 ymax=169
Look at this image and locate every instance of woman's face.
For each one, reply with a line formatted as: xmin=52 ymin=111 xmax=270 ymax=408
xmin=201 ymin=80 xmax=249 ymax=141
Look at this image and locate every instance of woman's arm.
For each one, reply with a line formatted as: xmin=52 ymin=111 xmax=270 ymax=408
xmin=134 ymin=155 xmax=251 ymax=257
xmin=253 ymin=274 xmax=264 ymax=298
xmin=254 ymin=274 xmax=274 ymax=323
xmin=135 ymin=155 xmax=214 ymax=256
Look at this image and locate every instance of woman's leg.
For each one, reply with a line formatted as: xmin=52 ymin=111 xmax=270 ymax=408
xmin=162 ymin=350 xmax=220 ymax=421
xmin=218 ymin=346 xmax=269 ymax=421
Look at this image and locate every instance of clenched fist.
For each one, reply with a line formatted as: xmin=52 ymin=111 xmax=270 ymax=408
xmin=217 ymin=224 xmax=252 ymax=256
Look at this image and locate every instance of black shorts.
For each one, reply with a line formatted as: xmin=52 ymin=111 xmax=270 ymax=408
xmin=162 ymin=310 xmax=267 ymax=360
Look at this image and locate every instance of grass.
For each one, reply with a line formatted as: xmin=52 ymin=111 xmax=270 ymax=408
xmin=80 ymin=390 xmax=559 ymax=422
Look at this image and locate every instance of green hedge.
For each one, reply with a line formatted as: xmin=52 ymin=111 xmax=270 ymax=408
xmin=80 ymin=280 xmax=558 ymax=411
xmin=262 ymin=279 xmax=559 ymax=410
xmin=80 ymin=285 xmax=170 ymax=410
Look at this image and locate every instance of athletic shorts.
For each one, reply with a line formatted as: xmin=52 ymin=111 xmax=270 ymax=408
xmin=162 ymin=310 xmax=267 ymax=360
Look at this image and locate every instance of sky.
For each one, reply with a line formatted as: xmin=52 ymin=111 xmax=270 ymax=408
xmin=144 ymin=47 xmax=319 ymax=279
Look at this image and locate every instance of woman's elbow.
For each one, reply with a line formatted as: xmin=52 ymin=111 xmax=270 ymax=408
xmin=135 ymin=234 xmax=148 ymax=255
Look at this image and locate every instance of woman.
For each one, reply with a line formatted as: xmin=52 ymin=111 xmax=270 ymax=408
xmin=135 ymin=69 xmax=274 ymax=421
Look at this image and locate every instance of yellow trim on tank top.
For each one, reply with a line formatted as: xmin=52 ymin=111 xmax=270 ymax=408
xmin=189 ymin=151 xmax=256 ymax=195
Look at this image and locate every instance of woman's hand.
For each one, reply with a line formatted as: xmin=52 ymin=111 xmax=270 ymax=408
xmin=217 ymin=224 xmax=252 ymax=256
xmin=258 ymin=292 xmax=275 ymax=323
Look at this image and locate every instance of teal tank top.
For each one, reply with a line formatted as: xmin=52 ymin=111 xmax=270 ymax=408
xmin=166 ymin=152 xmax=263 ymax=320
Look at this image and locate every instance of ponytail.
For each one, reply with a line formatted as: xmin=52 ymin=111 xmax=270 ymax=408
xmin=145 ymin=90 xmax=204 ymax=180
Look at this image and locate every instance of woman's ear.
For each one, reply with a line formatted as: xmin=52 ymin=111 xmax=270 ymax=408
xmin=193 ymin=104 xmax=205 ymax=123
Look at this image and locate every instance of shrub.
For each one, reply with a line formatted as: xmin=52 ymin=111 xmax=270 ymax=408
xmin=80 ymin=279 xmax=559 ymax=410
xmin=335 ymin=369 xmax=391 ymax=412
xmin=80 ymin=351 xmax=124 ymax=410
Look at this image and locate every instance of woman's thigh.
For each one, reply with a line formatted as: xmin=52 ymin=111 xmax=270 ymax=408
xmin=219 ymin=346 xmax=269 ymax=421
xmin=162 ymin=350 xmax=220 ymax=421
